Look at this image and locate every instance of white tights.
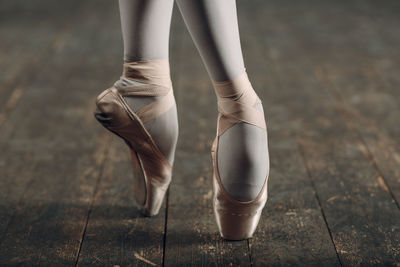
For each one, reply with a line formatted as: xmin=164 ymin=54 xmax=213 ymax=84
xmin=117 ymin=0 xmax=269 ymax=201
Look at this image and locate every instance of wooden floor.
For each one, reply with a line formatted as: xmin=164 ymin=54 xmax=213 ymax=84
xmin=1 ymin=0 xmax=399 ymax=266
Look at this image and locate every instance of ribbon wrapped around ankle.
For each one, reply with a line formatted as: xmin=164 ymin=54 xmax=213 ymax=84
xmin=116 ymin=58 xmax=173 ymax=97
xmin=212 ymin=70 xmax=266 ymax=136
xmin=113 ymin=58 xmax=175 ymax=123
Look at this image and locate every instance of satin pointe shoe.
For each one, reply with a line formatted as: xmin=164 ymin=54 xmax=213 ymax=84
xmin=211 ymin=70 xmax=269 ymax=240
xmin=93 ymin=59 xmax=175 ymax=217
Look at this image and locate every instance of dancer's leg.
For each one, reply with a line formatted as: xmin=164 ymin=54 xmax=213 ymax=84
xmin=175 ymin=0 xmax=245 ymax=82
xmin=176 ymin=0 xmax=269 ymax=201
xmin=117 ymin=0 xmax=178 ymax=165
xmin=119 ymin=0 xmax=173 ymax=62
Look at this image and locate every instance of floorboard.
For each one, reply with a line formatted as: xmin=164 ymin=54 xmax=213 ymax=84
xmin=244 ymin=0 xmax=400 ymax=265
xmin=0 ymin=1 xmax=80 ymax=125
xmin=0 ymin=1 xmax=117 ymax=264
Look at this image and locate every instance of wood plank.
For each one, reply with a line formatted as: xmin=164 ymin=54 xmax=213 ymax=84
xmin=247 ymin=0 xmax=400 ymax=265
xmin=304 ymin=0 xmax=400 ymax=206
xmin=163 ymin=3 xmax=251 ymax=266
xmin=0 ymin=1 xmax=119 ymax=265
xmin=0 ymin=0 xmax=81 ymax=240
xmin=238 ymin=1 xmax=342 ymax=266
xmin=315 ymin=67 xmax=400 ymax=208
xmin=0 ymin=1 xmax=80 ymax=115
xmin=76 ymin=138 xmax=167 ymax=266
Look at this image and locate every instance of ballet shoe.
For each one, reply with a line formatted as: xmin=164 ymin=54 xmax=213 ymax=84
xmin=93 ymin=59 xmax=175 ymax=216
xmin=211 ymin=70 xmax=269 ymax=240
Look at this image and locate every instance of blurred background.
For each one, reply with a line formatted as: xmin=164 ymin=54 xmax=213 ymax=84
xmin=0 ymin=0 xmax=399 ymax=265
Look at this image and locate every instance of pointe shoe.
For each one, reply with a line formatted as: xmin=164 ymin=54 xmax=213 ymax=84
xmin=93 ymin=59 xmax=176 ymax=217
xmin=211 ymin=71 xmax=269 ymax=240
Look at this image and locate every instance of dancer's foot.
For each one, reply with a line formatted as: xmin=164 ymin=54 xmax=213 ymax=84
xmin=94 ymin=59 xmax=178 ymax=216
xmin=213 ymin=71 xmax=269 ymax=202
xmin=114 ymin=77 xmax=179 ymax=165
xmin=211 ymin=70 xmax=269 ymax=240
